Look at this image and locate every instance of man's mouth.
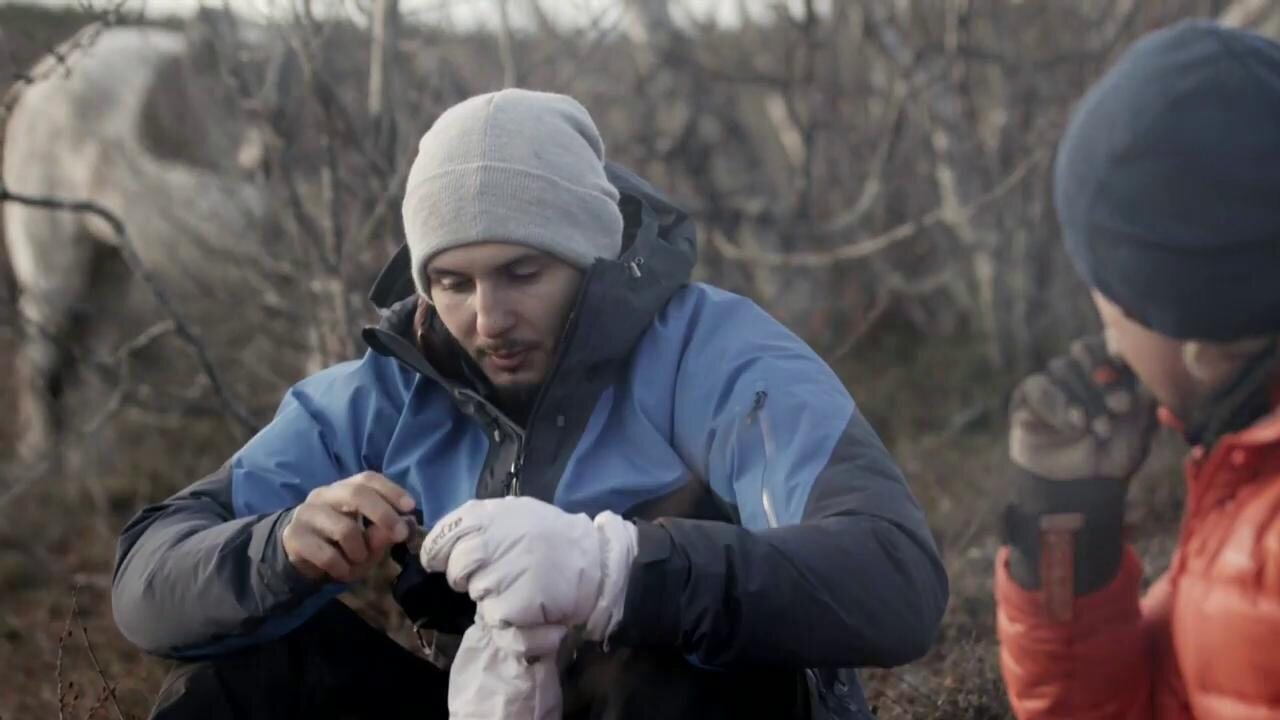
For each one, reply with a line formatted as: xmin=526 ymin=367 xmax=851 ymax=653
xmin=484 ymin=346 xmax=534 ymax=373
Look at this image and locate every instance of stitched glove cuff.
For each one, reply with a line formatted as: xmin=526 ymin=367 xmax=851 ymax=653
xmin=584 ymin=512 xmax=638 ymax=643
xmin=1002 ymin=468 xmax=1128 ymax=596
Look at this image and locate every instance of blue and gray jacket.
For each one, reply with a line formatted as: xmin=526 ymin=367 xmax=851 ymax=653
xmin=112 ymin=165 xmax=948 ymax=718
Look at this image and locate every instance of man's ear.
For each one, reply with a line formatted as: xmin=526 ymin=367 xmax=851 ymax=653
xmin=1183 ymin=337 xmax=1275 ymax=387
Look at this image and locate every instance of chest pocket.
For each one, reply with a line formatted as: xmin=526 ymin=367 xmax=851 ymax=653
xmin=713 ymin=388 xmax=780 ymax=530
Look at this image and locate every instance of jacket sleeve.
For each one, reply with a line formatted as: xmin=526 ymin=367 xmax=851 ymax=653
xmin=611 ymin=294 xmax=949 ymax=668
xmin=112 ymin=355 xmax=409 ymax=658
xmin=995 ymin=546 xmax=1159 ymax=719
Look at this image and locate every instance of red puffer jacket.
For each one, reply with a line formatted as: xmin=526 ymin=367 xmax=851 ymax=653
xmin=996 ymin=404 xmax=1280 ymax=719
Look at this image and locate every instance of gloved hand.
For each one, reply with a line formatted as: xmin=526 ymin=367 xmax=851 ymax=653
xmin=420 ymin=497 xmax=638 ymax=642
xmin=1010 ymin=335 xmax=1157 ymax=482
xmin=1004 ymin=335 xmax=1158 ymax=603
xmin=448 ymin=620 xmax=565 ymax=720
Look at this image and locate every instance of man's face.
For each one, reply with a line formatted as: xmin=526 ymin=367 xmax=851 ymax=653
xmin=426 ymin=243 xmax=583 ymax=406
xmin=1091 ymin=290 xmax=1199 ymax=418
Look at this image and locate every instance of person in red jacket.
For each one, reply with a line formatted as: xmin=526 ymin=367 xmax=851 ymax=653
xmin=996 ymin=20 xmax=1280 ymax=720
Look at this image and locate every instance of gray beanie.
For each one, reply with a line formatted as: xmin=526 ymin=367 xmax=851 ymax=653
xmin=402 ymin=89 xmax=624 ymax=296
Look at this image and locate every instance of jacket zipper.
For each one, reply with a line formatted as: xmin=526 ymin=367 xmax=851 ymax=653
xmin=454 ymin=387 xmax=526 ymax=498
xmin=752 ymin=390 xmax=780 ymax=528
xmin=508 ymin=432 xmax=525 ymax=497
xmin=507 ymin=260 xmax=600 ymax=497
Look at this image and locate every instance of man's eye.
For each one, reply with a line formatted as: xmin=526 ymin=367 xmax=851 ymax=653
xmin=509 ymin=267 xmax=540 ymax=282
xmin=435 ymin=278 xmax=472 ymax=293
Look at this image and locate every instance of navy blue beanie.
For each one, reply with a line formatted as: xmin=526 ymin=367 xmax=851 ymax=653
xmin=1055 ymin=20 xmax=1280 ymax=341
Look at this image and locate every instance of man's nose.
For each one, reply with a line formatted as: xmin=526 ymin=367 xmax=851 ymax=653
xmin=474 ymin=283 xmax=516 ymax=339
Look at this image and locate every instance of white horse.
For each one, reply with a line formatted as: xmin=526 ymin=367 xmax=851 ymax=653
xmin=3 ymin=14 xmax=296 ymax=460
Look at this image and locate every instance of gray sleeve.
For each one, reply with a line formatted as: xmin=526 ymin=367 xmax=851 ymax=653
xmin=111 ymin=464 xmax=330 ymax=657
xmin=111 ymin=356 xmax=406 ymax=657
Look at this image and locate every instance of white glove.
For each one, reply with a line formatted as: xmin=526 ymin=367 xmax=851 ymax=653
xmin=449 ymin=620 xmax=564 ymax=720
xmin=421 ymin=497 xmax=638 ymax=642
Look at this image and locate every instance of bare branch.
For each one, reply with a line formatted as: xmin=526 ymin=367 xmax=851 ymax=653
xmin=1220 ymin=0 xmax=1278 ymax=28
xmin=708 ymin=151 xmax=1044 ymax=268
xmin=3 ymin=23 xmax=108 ymax=125
xmin=56 ymin=585 xmax=78 ymax=720
xmin=496 ymin=0 xmax=520 ymax=87
xmin=75 ymin=594 xmax=126 ymax=720
xmin=820 ymin=82 xmax=910 ymax=235
xmin=351 ymin=149 xmax=415 ymax=251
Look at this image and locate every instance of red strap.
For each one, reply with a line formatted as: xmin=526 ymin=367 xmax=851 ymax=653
xmin=1040 ymin=513 xmax=1085 ymax=622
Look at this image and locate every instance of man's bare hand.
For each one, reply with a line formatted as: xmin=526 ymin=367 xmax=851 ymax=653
xmin=282 ymin=472 xmax=416 ymax=583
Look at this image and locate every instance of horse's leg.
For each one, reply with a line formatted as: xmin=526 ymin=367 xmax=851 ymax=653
xmin=5 ymin=201 xmax=94 ymax=464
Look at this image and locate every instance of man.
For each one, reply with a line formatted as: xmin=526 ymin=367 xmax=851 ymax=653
xmin=996 ymin=21 xmax=1280 ymax=720
xmin=113 ymin=89 xmax=947 ymax=719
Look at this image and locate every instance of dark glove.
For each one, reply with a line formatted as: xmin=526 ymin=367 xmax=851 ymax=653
xmin=389 ymin=526 xmax=476 ymax=670
xmin=1003 ymin=336 xmax=1158 ymax=605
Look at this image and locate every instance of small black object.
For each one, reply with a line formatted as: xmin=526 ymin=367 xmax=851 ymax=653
xmin=389 ymin=541 xmax=476 ymax=636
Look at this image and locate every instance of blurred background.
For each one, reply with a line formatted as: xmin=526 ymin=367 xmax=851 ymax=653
xmin=1 ymin=1 xmax=1276 ymax=717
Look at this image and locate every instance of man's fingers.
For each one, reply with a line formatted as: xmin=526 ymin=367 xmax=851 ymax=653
xmin=289 ymin=556 xmax=327 ymax=582
xmin=285 ymin=472 xmax=421 ymax=583
xmin=364 ymin=521 xmax=404 ymax=557
xmin=347 ymin=484 xmax=411 ymax=542
xmin=352 ymin=472 xmax=416 ymax=513
xmin=302 ymin=505 xmax=371 ymax=564
xmin=315 ymin=481 xmax=411 ymax=543
xmin=289 ymin=532 xmax=354 ymax=582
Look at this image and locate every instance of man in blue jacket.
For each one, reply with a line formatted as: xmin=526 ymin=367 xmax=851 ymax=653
xmin=112 ymin=89 xmax=947 ymax=720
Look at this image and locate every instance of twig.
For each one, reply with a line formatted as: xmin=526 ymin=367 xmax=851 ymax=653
xmin=111 ymin=320 xmax=177 ymax=362
xmin=56 ymin=585 xmax=80 ymax=720
xmin=826 ymin=289 xmax=892 ymax=362
xmin=83 ymin=375 xmax=130 ymax=436
xmin=350 ymin=149 xmax=415 ymax=251
xmin=0 ymin=187 xmax=258 ymax=435
xmin=1 ymin=20 xmax=117 ymax=125
xmin=820 ymin=81 xmax=911 ymax=234
xmin=708 ymin=151 xmax=1043 ymax=267
xmin=1219 ymin=0 xmax=1278 ymax=28
xmin=79 ymin=320 xmax=180 ymax=434
xmin=75 ymin=591 xmax=126 ymax=720
xmin=83 ymin=683 xmax=114 ymax=720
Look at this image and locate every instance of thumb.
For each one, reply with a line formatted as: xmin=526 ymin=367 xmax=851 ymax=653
xmin=421 ymin=503 xmax=485 ymax=573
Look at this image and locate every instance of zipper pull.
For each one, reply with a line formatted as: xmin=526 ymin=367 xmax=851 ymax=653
xmin=627 ymin=257 xmax=645 ymax=278
xmin=508 ymin=450 xmax=525 ymax=496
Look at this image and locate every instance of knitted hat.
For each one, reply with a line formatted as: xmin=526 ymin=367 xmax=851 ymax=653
xmin=402 ymin=89 xmax=624 ymax=296
xmin=1055 ymin=20 xmax=1280 ymax=341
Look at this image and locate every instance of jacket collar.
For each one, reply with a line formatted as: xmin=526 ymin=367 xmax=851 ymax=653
xmin=1182 ymin=342 xmax=1280 ymax=449
xmin=1183 ymin=346 xmax=1280 ymax=505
